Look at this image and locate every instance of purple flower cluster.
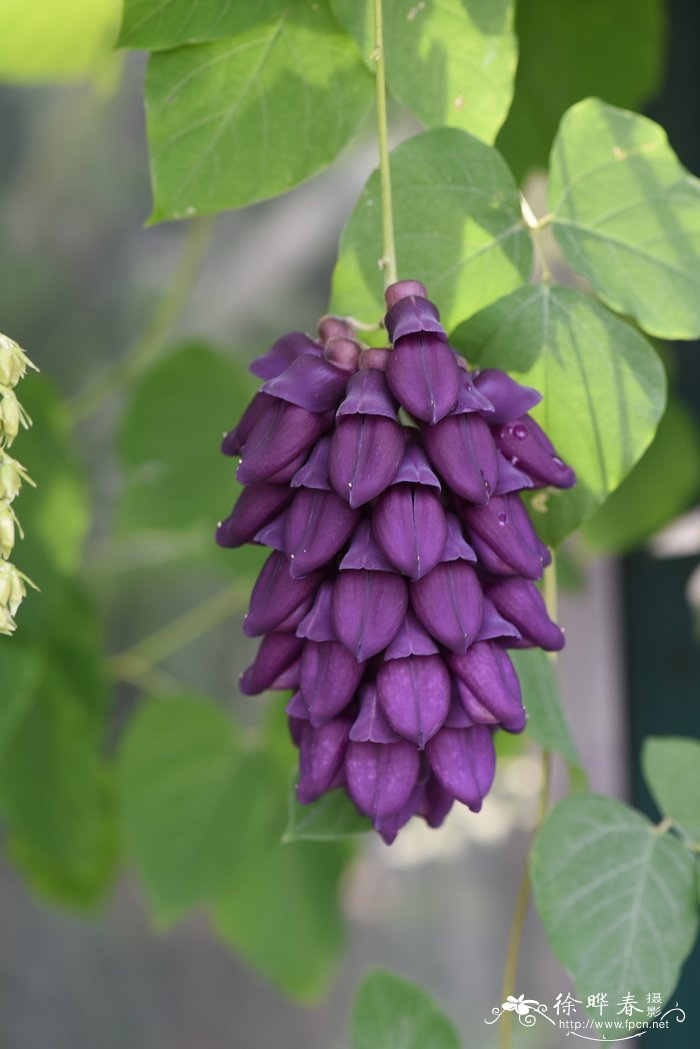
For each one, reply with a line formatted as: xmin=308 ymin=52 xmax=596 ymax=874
xmin=217 ymin=281 xmax=574 ymax=843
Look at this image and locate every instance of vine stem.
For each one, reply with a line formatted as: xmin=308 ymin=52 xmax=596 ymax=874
xmin=499 ymin=556 xmax=558 ymax=1049
xmin=373 ymin=0 xmax=398 ymax=288
xmin=66 ymin=215 xmax=215 ymax=425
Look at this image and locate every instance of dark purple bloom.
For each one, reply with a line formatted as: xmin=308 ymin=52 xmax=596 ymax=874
xmin=410 ymin=560 xmax=483 ymax=654
xmin=331 ymin=569 xmax=408 ymax=661
xmin=422 ymin=413 xmax=498 ymax=504
xmin=372 ymin=484 xmax=447 ymax=579
xmin=328 ymin=415 xmax=405 ymax=508
xmin=218 ymin=278 xmax=575 ymax=841
xmin=386 ymin=333 xmax=461 ymax=424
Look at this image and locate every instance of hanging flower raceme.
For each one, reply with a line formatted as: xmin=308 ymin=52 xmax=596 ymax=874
xmin=217 ymin=281 xmax=575 ymax=842
xmin=0 ymin=334 xmax=37 ymax=636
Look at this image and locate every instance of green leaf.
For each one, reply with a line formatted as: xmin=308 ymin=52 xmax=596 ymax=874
xmin=549 ymin=99 xmax=700 ymax=340
xmin=284 ymin=783 xmax=370 ymax=842
xmin=583 ymin=397 xmax=700 ymax=553
xmin=331 ymin=128 xmax=532 ymax=331
xmin=510 ymin=649 xmax=583 ymax=776
xmin=497 ymin=0 xmax=665 ymax=182
xmin=119 ymin=0 xmax=287 ymax=49
xmin=118 ymin=342 xmax=253 ymax=534
xmin=0 ymin=579 xmax=117 ymax=906
xmin=351 ymin=970 xmax=461 ymax=1049
xmin=642 ymin=737 xmax=700 ymax=843
xmin=211 ymin=751 xmax=348 ymax=1001
xmin=0 ymin=0 xmax=120 ymax=83
xmin=120 ymin=695 xmax=245 ymax=922
xmin=452 ymin=284 xmax=666 ymax=545
xmin=332 ymin=0 xmax=516 ymax=144
xmin=0 ymin=643 xmax=41 ymax=760
xmin=532 ymin=793 xmax=699 ymax=1009
xmin=16 ymin=375 xmax=90 ymax=576
xmin=144 ymin=2 xmax=373 ymax=221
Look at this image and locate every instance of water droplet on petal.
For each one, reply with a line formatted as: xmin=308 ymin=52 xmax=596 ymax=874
xmin=552 ymin=455 xmax=566 ymax=469
xmin=512 ymin=424 xmax=528 ymax=440
xmin=497 ymin=512 xmax=508 ymax=526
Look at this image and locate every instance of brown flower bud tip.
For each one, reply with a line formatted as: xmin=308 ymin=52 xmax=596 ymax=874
xmin=317 ymin=315 xmax=356 ymax=343
xmin=384 ymin=280 xmax=427 ymax=308
xmin=323 ymin=336 xmax=361 ymax=372
xmin=359 ymin=347 xmax=391 ymax=371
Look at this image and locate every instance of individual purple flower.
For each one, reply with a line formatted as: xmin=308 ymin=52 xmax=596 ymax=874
xmin=218 ymin=280 xmax=575 ymax=841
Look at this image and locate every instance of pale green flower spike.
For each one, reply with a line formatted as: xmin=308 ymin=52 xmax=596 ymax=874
xmin=0 ymin=333 xmax=38 ymax=634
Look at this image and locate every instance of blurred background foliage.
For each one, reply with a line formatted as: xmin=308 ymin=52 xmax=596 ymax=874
xmin=0 ymin=0 xmax=699 ymax=1046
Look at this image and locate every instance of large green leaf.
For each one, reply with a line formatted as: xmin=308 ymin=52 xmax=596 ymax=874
xmin=549 ymin=99 xmax=700 ymax=340
xmin=584 ymin=397 xmax=700 ymax=553
xmin=118 ymin=342 xmax=253 ymax=534
xmin=284 ymin=783 xmax=371 ymax=842
xmin=119 ymin=0 xmax=286 ymax=49
xmin=0 ymin=579 xmax=117 ymax=906
xmin=511 ymin=649 xmax=583 ymax=776
xmin=211 ymin=751 xmax=348 ymax=1001
xmin=145 ymin=1 xmax=373 ymax=221
xmin=120 ymin=696 xmax=246 ymax=922
xmin=452 ymin=284 xmax=666 ymax=545
xmin=532 ymin=794 xmax=699 ymax=1009
xmin=351 ymin=970 xmax=461 ymax=1049
xmin=331 ymin=128 xmax=532 ymax=331
xmin=642 ymin=737 xmax=700 ymax=844
xmin=0 ymin=0 xmax=120 ymax=83
xmin=332 ymin=0 xmax=516 ymax=144
xmin=497 ymin=0 xmax=664 ymax=182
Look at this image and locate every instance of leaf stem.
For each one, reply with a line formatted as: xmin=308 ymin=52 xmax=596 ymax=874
xmin=499 ymin=748 xmax=552 ymax=1049
xmin=109 ymin=581 xmax=248 ymax=688
xmin=66 ymin=216 xmax=215 ymax=426
xmin=373 ymin=0 xmax=398 ymax=288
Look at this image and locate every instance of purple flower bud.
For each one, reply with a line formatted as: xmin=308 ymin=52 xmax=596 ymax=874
xmin=350 ymin=681 xmax=401 ymax=743
xmin=295 ymin=580 xmax=336 ymax=641
xmin=317 ymin=315 xmax=356 ymax=343
xmin=328 ymin=415 xmax=405 ymax=508
xmin=385 ymin=609 xmax=438 ymax=659
xmin=426 ymin=725 xmax=496 ymax=810
xmin=289 ymin=440 xmax=330 ymax=493
xmin=410 ymin=560 xmax=483 ymax=654
xmin=323 ymin=336 xmax=361 ymax=372
xmin=372 ymin=485 xmax=447 ymax=580
xmin=262 ymin=354 xmax=349 ymax=413
xmin=487 ymin=577 xmax=565 ymax=651
xmin=444 ymin=688 xmax=475 ymax=728
xmin=331 ymin=569 xmax=408 ymax=661
xmin=222 ymin=393 xmax=272 ymax=456
xmin=264 ymin=448 xmax=313 ymax=484
xmin=476 ymin=598 xmax=522 ymax=643
xmin=339 ymin=519 xmax=394 ymax=572
xmin=384 ymin=294 xmax=444 ymax=341
xmin=375 ymin=782 xmax=425 ymax=844
xmin=239 ymin=631 xmax=305 ymax=695
xmin=385 ymin=279 xmax=427 ymax=306
xmin=449 ymin=642 xmax=526 ymax=732
xmin=495 ymin=416 xmax=575 ymax=489
xmin=250 ymin=332 xmax=322 ymax=380
xmin=441 ymin=513 xmax=477 ymax=564
xmin=493 ymin=452 xmax=534 ymax=495
xmin=473 ymin=369 xmax=541 ymax=423
xmin=450 ymin=371 xmax=495 ymax=415
xmin=216 ymin=482 xmax=293 ymax=548
xmin=422 ymin=413 xmax=498 ymax=505
xmin=299 ymin=640 xmax=366 ymax=726
xmin=420 ymin=775 xmax=454 ymax=828
xmin=459 ymin=493 xmax=547 ymax=579
xmin=386 ymin=334 xmax=461 ymax=424
xmin=244 ymin=551 xmax=324 ymax=637
xmin=297 ymin=717 xmax=351 ymax=804
xmin=284 ymin=488 xmax=357 ymax=577
xmin=237 ymin=399 xmax=331 ymax=484
xmin=253 ymin=509 xmax=287 ymax=551
xmin=359 ymin=347 xmax=391 ymax=371
xmin=286 ymin=691 xmax=310 ymax=721
xmin=345 ymin=739 xmax=421 ymax=824
xmin=377 ymin=654 xmax=451 ymax=747
xmin=336 ymin=368 xmax=398 ymax=420
xmin=392 ymin=435 xmax=441 ymax=489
